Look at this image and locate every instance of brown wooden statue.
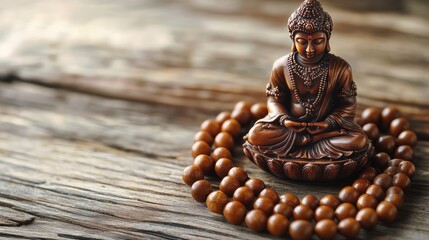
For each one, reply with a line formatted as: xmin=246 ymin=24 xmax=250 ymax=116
xmin=243 ymin=0 xmax=373 ymax=181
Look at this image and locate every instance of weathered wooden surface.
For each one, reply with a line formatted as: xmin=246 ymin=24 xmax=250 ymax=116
xmin=0 ymin=0 xmax=428 ymax=239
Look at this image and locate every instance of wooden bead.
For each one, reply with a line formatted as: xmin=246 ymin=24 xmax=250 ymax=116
xmin=392 ymin=172 xmax=411 ymax=189
xmin=215 ymin=158 xmax=234 ymax=178
xmin=182 ymin=165 xmax=204 ymax=186
xmin=250 ymin=103 xmax=268 ymax=121
xmin=220 ymin=176 xmax=240 ymax=197
xmin=211 ymin=147 xmax=232 ymax=162
xmin=399 ymin=161 xmax=416 ymax=179
xmin=234 ymin=101 xmax=252 ymax=112
xmin=376 ymin=136 xmax=396 ymax=156
xmin=353 ymin=178 xmax=371 ymax=194
xmin=231 ymin=108 xmax=251 ymax=126
xmin=338 ymin=186 xmax=360 ymax=204
xmin=397 ymin=130 xmax=418 ymax=147
xmin=384 ymin=166 xmax=399 ymax=176
xmin=228 ymin=167 xmax=248 ymax=185
xmin=289 ymin=220 xmax=313 ymax=240
xmin=253 ymin=197 xmax=275 ymax=215
xmin=293 ymin=205 xmax=314 ymax=221
xmin=376 ymin=201 xmax=397 ymax=223
xmin=214 ymin=132 xmax=235 ymax=150
xmin=193 ymin=131 xmax=214 ymax=145
xmin=193 ymin=154 xmax=214 ymax=175
xmin=373 ymin=173 xmax=393 ymax=190
xmin=373 ymin=152 xmax=390 ymax=172
xmin=191 ymin=141 xmax=211 ymax=158
xmin=338 ymin=218 xmax=360 ymax=238
xmin=233 ymin=186 xmax=255 ymax=208
xmin=362 ymin=123 xmax=380 ymax=142
xmin=259 ymin=188 xmax=280 ymax=204
xmin=358 ymin=167 xmax=377 ymax=181
xmin=356 ymin=194 xmax=378 ymax=210
xmin=273 ymin=203 xmax=293 ymax=218
xmin=223 ymin=201 xmax=246 ymax=225
xmin=314 ymin=206 xmax=335 ymax=222
xmin=390 ymin=117 xmax=410 ymax=137
xmin=335 ymin=203 xmax=357 ymax=221
xmin=381 ymin=106 xmax=400 ymax=130
xmin=206 ymin=190 xmax=229 ymax=214
xmin=315 ymin=219 xmax=337 ymax=240
xmin=301 ymin=194 xmax=319 ymax=210
xmin=245 ymin=178 xmax=266 ymax=196
xmin=215 ymin=111 xmax=231 ymax=126
xmin=385 ymin=193 xmax=404 ymax=208
xmin=319 ymin=194 xmax=341 ymax=209
xmin=366 ymin=184 xmax=386 ymax=202
xmin=200 ymin=119 xmax=220 ymax=137
xmin=394 ymin=145 xmax=414 ymax=161
xmin=191 ymin=180 xmax=212 ymax=202
xmin=221 ymin=119 xmax=241 ymax=138
xmin=356 ymin=208 xmax=378 ymax=230
xmin=279 ymin=193 xmax=300 ymax=208
xmin=361 ymin=107 xmax=381 ymax=125
xmin=245 ymin=209 xmax=267 ymax=232
xmin=386 ymin=186 xmax=404 ymax=196
xmin=267 ymin=214 xmax=289 ymax=237
xmin=389 ymin=158 xmax=403 ymax=167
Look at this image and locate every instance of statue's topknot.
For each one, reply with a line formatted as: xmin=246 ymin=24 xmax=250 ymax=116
xmin=287 ymin=0 xmax=333 ymax=39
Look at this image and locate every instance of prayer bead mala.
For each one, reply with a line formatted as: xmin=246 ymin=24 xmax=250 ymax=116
xmin=183 ymin=102 xmax=417 ymax=239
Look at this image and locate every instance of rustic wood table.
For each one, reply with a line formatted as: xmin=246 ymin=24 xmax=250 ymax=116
xmin=0 ymin=0 xmax=428 ymax=239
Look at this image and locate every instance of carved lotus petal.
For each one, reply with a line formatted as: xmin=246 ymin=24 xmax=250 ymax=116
xmin=340 ymin=160 xmax=357 ymax=179
xmin=267 ymin=159 xmax=285 ymax=178
xmin=243 ymin=147 xmax=254 ymax=162
xmin=283 ymin=162 xmax=301 ymax=180
xmin=302 ymin=163 xmax=322 ymax=181
xmin=254 ymin=154 xmax=268 ymax=171
xmin=358 ymin=156 xmax=369 ymax=170
xmin=323 ymin=164 xmax=340 ymax=181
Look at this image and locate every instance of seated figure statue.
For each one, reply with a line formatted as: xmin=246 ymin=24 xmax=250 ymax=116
xmin=243 ymin=0 xmax=373 ymax=181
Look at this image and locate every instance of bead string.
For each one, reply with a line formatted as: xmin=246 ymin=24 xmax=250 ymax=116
xmin=183 ymin=102 xmax=417 ymax=239
xmin=287 ymin=53 xmax=329 ymax=117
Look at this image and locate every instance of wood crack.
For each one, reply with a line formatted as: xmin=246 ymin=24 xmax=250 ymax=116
xmin=0 ymin=232 xmax=55 ymax=240
xmin=56 ymin=234 xmax=105 ymax=240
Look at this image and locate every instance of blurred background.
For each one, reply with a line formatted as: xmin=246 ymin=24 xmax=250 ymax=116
xmin=0 ymin=0 xmax=428 ymax=112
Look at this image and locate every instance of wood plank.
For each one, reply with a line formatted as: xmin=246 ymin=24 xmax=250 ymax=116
xmin=0 ymin=82 xmax=427 ymax=239
xmin=0 ymin=0 xmax=428 ymax=239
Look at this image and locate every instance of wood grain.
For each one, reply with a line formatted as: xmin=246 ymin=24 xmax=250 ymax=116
xmin=0 ymin=0 xmax=428 ymax=239
xmin=0 ymin=81 xmax=428 ymax=239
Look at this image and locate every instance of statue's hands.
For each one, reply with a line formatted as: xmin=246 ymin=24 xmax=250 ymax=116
xmin=307 ymin=121 xmax=330 ymax=135
xmin=283 ymin=120 xmax=307 ymax=133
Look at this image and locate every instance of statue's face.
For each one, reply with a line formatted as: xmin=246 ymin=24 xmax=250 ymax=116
xmin=294 ymin=31 xmax=327 ymax=60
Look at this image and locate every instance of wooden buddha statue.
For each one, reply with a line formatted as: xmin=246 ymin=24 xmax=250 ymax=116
xmin=243 ymin=0 xmax=373 ymax=181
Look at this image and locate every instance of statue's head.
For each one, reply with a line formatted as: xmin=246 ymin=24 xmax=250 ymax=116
xmin=288 ymin=0 xmax=333 ymax=59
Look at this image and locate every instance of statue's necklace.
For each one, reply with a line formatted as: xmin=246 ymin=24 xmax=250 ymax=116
xmin=287 ymin=53 xmax=329 ymax=117
xmin=290 ymin=52 xmax=330 ymax=88
xmin=183 ymin=104 xmax=416 ymax=239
